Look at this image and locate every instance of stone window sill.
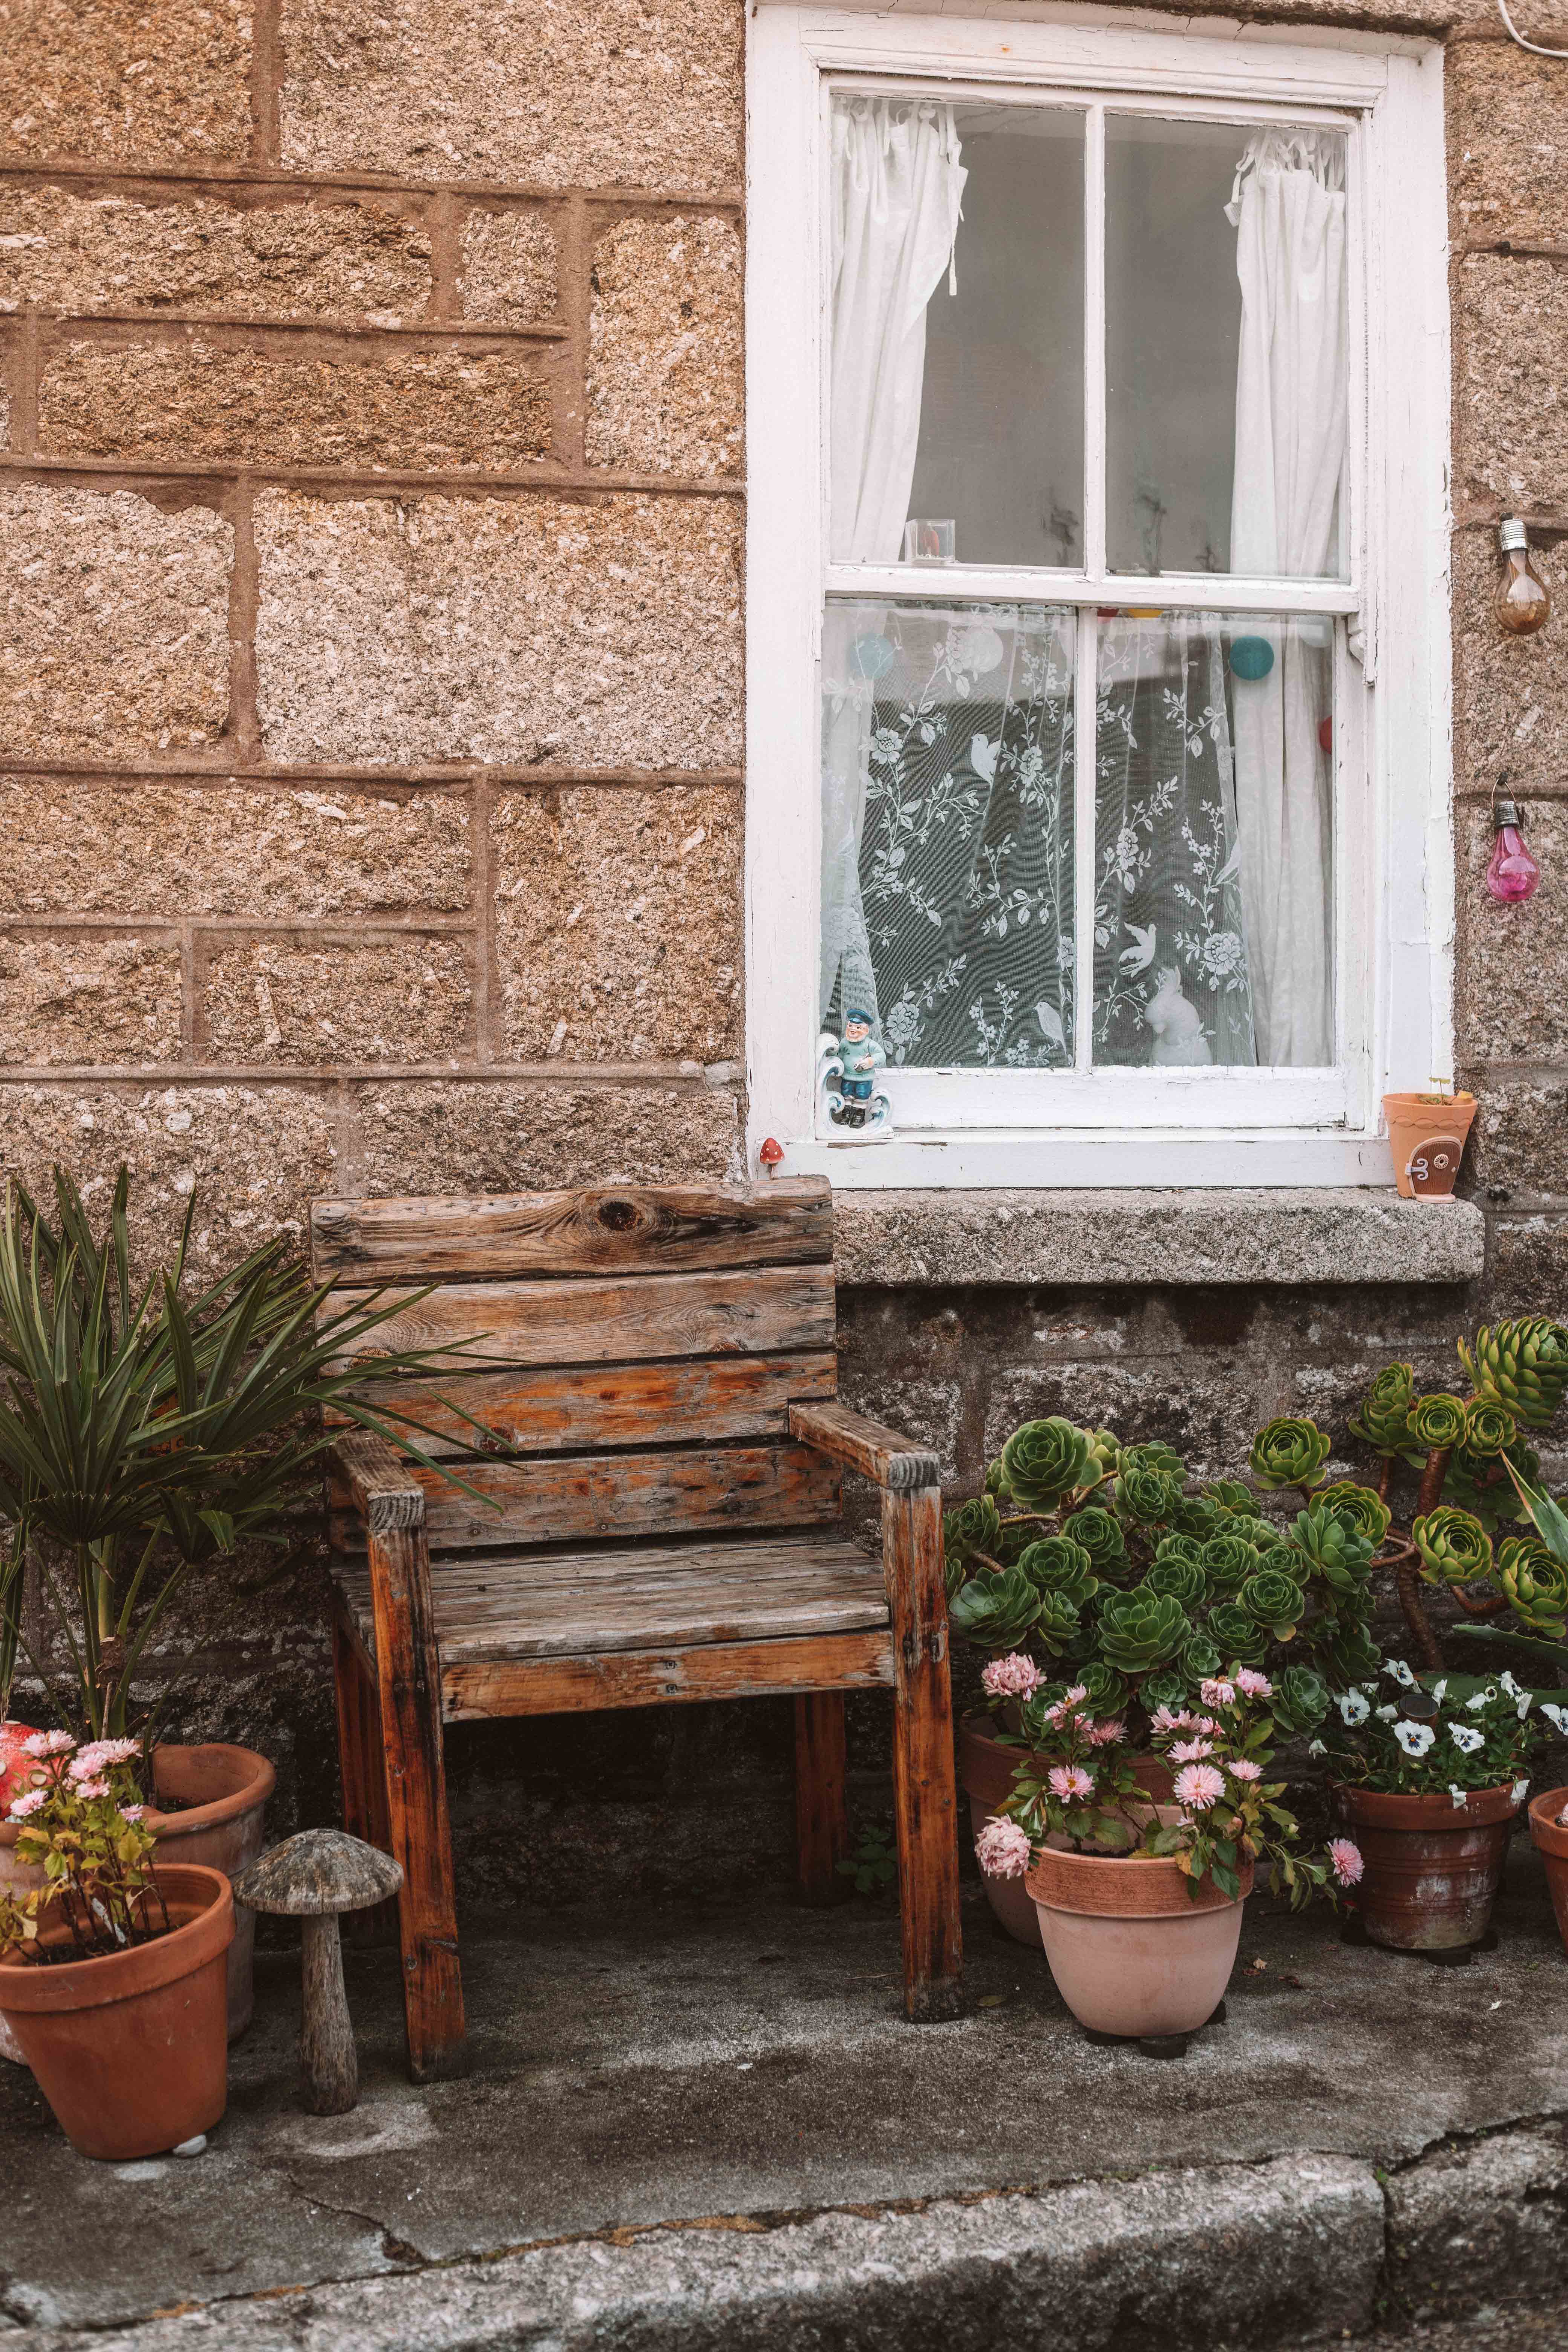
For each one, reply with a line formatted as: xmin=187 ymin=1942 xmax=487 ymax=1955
xmin=833 ymin=1188 xmax=1485 ymax=1288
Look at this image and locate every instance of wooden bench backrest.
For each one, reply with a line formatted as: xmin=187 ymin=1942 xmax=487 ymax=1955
xmin=310 ymin=1180 xmax=840 ymax=1556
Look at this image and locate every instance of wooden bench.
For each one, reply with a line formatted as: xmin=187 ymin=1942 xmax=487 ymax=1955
xmin=312 ymin=1177 xmax=963 ymax=2080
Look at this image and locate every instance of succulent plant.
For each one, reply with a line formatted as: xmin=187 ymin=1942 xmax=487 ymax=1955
xmin=1271 ymin=1663 xmax=1331 ymax=1736
xmin=1287 ymin=1501 xmax=1375 ymax=1593
xmin=1200 ymin=1531 xmax=1259 ymax=1595
xmin=1407 ymin=1392 xmax=1467 ymax=1453
xmin=1249 ymin=1417 xmax=1332 ymax=1493
xmin=1016 ymin=1535 xmax=1098 ymax=1606
xmin=1496 ymin=1536 xmax=1568 ymax=1639
xmin=1096 ymin=1587 xmax=1192 ymax=1675
xmin=1462 ymin=1398 xmax=1518 ymax=1458
xmin=1349 ymin=1362 xmax=1415 ymax=1457
xmin=943 ymin=1494 xmax=1001 ymax=1575
xmin=1121 ymin=1441 xmax=1186 ymax=1479
xmin=1085 ymin=1429 xmax=1122 ymax=1483
xmin=1152 ymin=1532 xmax=1204 ymax=1571
xmin=1317 ymin=1617 xmax=1381 ymax=1686
xmin=999 ymin=1417 xmax=1098 ymax=1511
xmin=1168 ymin=1495 xmax=1223 ymax=1540
xmin=1318 ymin=1481 xmax=1391 ymax=1550
xmin=1182 ymin=1630 xmax=1223 ymax=1680
xmin=1204 ymin=1601 xmax=1271 ymax=1667
xmin=1145 ymin=1556 xmax=1206 ymax=1607
xmin=1203 ymin=1478 xmax=1257 ymax=1517
xmin=947 ymin=1565 xmax=1043 ymax=1655
xmin=1063 ymin=1507 xmax=1126 ymax=1574
xmin=1116 ymin=1463 xmax=1179 ymax=1527
xmin=1078 ymin=1660 xmax=1132 ymax=1718
xmin=1238 ymin=1566 xmax=1306 ymax=1638
xmin=1459 ymin=1318 xmax=1568 ymax=1431
xmin=1033 ymin=1590 xmax=1084 ymax=1657
xmin=1140 ymin=1666 xmax=1191 ymax=1715
xmin=1412 ymin=1505 xmax=1493 ymax=1589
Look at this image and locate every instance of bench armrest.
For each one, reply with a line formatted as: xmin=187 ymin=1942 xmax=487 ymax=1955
xmin=789 ymin=1401 xmax=940 ymax=1492
xmin=331 ymin=1431 xmax=427 ymax=1534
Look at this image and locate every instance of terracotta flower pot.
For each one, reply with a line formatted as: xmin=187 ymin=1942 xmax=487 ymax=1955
xmin=1025 ymin=1841 xmax=1253 ymax=2038
xmin=0 ymin=1740 xmax=273 ymax=2052
xmin=1334 ymin=1782 xmax=1521 ymax=1951
xmin=1527 ymin=1787 xmax=1568 ymax=1955
xmin=1382 ymin=1091 xmax=1476 ymax=1200
xmin=959 ymin=1715 xmax=1042 ymax=1946
xmin=0 ymin=1862 xmax=234 ymax=2160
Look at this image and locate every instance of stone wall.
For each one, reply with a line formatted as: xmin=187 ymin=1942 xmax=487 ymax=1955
xmin=2 ymin=0 xmax=1568 ymax=1901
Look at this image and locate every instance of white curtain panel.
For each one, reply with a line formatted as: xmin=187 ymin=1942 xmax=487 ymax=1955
xmin=1227 ymin=129 xmax=1348 ymax=1067
xmin=821 ymin=100 xmax=966 ymax=1028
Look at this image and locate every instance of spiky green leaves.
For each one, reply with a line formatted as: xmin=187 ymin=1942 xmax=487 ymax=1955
xmin=1097 ymin=1587 xmax=1192 ymax=1675
xmin=947 ymin=1566 xmax=1043 ymax=1655
xmin=1460 ymin=1318 xmax=1568 ymax=1431
xmin=1250 ymin=1417 xmax=1332 ymax=1493
xmin=1497 ymin=1536 xmax=1568 ymax=1638
xmin=1349 ymin=1363 xmax=1415 ymax=1457
xmin=1318 ymin=1482 xmax=1391 ymax=1549
xmin=1407 ymin=1393 xmax=1466 ymax=1452
xmin=1412 ymin=1505 xmax=1493 ymax=1588
xmin=999 ymin=1417 xmax=1097 ymax=1511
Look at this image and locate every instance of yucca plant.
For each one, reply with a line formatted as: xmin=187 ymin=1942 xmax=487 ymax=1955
xmin=0 ymin=1167 xmax=488 ymax=1740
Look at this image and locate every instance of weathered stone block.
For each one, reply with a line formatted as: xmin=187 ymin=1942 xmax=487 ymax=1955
xmin=0 ymin=184 xmax=432 ymax=320
xmin=982 ymin=1362 xmax=1260 ymax=1479
xmin=494 ymin=785 xmax=741 ymax=1061
xmin=459 ymin=209 xmax=559 ymax=323
xmin=1455 ymin=254 xmax=1568 ymax=514
xmin=0 ymin=1082 xmax=338 ymax=1260
xmin=0 ymin=0 xmax=251 ymax=167
xmin=278 ymin=0 xmax=743 ymax=191
xmin=0 ymin=776 xmax=471 ymax=917
xmin=1456 ymin=799 xmax=1568 ymax=1061
xmin=587 ymin=214 xmax=742 ymax=478
xmin=253 ymin=489 xmax=741 ymax=769
xmin=1448 ymin=44 xmax=1568 ymax=251
xmin=1485 ymin=1208 xmax=1568 ymax=1317
xmin=1388 ymin=2125 xmax=1568 ymax=2321
xmin=0 ymin=930 xmax=181 ymax=1064
xmin=1462 ymin=1069 xmax=1568 ymax=1199
xmin=338 ymin=1078 xmax=740 ymax=1193
xmin=202 ymin=936 xmax=473 ymax=1064
xmin=38 ymin=337 xmax=551 ymax=470
xmin=0 ymin=486 xmax=232 ymax=761
xmin=1453 ymin=526 xmax=1568 ymax=788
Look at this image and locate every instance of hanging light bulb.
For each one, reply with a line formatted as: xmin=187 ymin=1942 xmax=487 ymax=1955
xmin=1495 ymin=518 xmax=1551 ymax=637
xmin=1485 ymin=775 xmax=1541 ymax=904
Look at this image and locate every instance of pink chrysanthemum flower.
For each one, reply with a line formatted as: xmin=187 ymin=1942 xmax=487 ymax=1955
xmin=1087 ymin=1718 xmax=1125 ymax=1747
xmin=21 ymin=1730 xmax=74 ymax=1758
xmin=1228 ymin=1758 xmax=1263 ymax=1782
xmin=1150 ymin=1704 xmax=1196 ymax=1734
xmin=1062 ymin=1685 xmax=1088 ymax=1709
xmin=7 ymin=1789 xmax=45 ymax=1819
xmin=981 ymin=1653 xmax=1045 ymax=1701
xmin=1169 ymin=1738 xmax=1214 ymax=1763
xmin=1199 ymin=1678 xmax=1237 ymax=1710
xmin=71 ymin=1776 xmax=110 ymax=1800
xmin=121 ymin=1804 xmax=146 ymax=1822
xmin=1329 ymin=1838 xmax=1364 ymax=1887
xmin=1048 ymin=1763 xmax=1096 ymax=1803
xmin=1172 ymin=1762 xmax=1226 ymax=1812
xmin=1193 ymin=1716 xmax=1219 ymax=1736
xmin=974 ymin=1817 xmax=1033 ymax=1880
xmin=1234 ymin=1669 xmax=1273 ymax=1698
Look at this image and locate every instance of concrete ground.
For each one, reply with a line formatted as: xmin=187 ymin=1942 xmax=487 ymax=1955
xmin=3 ymin=1841 xmax=1568 ymax=2349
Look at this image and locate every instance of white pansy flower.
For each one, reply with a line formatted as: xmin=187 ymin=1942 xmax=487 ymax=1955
xmin=1360 ymin=1680 xmax=1381 ymax=1696
xmin=1375 ymin=1704 xmax=1398 ymax=1722
xmin=1517 ymin=1692 xmax=1534 ymax=1720
xmin=1394 ymin=1721 xmax=1436 ymax=1757
xmin=1466 ymin=1691 xmax=1492 ymax=1712
xmin=1500 ymin=1671 xmax=1522 ymax=1699
xmin=1512 ymin=1779 xmax=1531 ymax=1805
xmin=1449 ymin=1723 xmax=1484 ymax=1754
xmin=1307 ymin=1738 xmax=1327 ymax=1758
xmin=1540 ymin=1703 xmax=1568 ymax=1735
xmin=1432 ymin=1680 xmax=1448 ymax=1704
xmin=1450 ymin=1784 xmax=1470 ymax=1808
xmin=1386 ymin=1658 xmax=1417 ymax=1689
xmin=1338 ymin=1690 xmax=1371 ymax=1726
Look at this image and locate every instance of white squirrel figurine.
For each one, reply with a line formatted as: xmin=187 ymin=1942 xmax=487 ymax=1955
xmin=1142 ymin=965 xmax=1212 ymax=1066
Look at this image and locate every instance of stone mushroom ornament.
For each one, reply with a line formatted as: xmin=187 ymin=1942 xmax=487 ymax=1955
xmin=234 ymin=1829 xmax=403 ymax=2115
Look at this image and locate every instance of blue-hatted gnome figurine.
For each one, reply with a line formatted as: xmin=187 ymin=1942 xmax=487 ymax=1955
xmin=816 ymin=1009 xmax=892 ymax=1141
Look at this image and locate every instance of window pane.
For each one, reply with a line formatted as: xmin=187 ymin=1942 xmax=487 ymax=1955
xmin=831 ymin=96 xmax=1084 ymax=569
xmin=822 ymin=600 xmax=1076 ymax=1070
xmin=1092 ymin=612 xmax=1334 ymax=1069
xmin=1106 ymin=117 xmax=1348 ymax=580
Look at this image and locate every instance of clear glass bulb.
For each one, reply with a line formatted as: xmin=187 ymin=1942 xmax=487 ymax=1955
xmin=1495 ymin=518 xmax=1551 ymax=638
xmin=1486 ymin=792 xmax=1541 ymax=903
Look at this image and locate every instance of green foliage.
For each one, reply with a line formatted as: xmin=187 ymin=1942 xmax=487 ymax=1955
xmin=1460 ymin=1317 xmax=1568 ymax=1431
xmin=837 ymin=1819 xmax=897 ymax=1896
xmin=942 ymin=1494 xmax=1001 ymax=1584
xmin=1319 ymin=1481 xmax=1392 ymax=1549
xmin=1116 ymin=1463 xmax=1179 ymax=1527
xmin=947 ymin=1566 xmax=1043 ymax=1657
xmin=1122 ymin=1441 xmax=1185 ymax=1479
xmin=1203 ymin=1478 xmax=1256 ymax=1517
xmin=1238 ymin=1566 xmax=1306 ymax=1638
xmin=1145 ymin=1556 xmax=1206 ymax=1607
xmin=1000 ymin=1417 xmax=1097 ymax=1511
xmin=1462 ymin=1398 xmax=1518 ymax=1458
xmin=1286 ymin=1502 xmax=1375 ymax=1597
xmin=1078 ymin=1660 xmax=1130 ymax=1717
xmin=1249 ymin=1416 xmax=1332 ymax=1493
xmin=1034 ymin=1590 xmax=1084 ymax=1656
xmin=1406 ymin=1392 xmax=1466 ymax=1452
xmin=1205 ymin=1600 xmax=1271 ymax=1666
xmin=1496 ymin=1536 xmax=1568 ymax=1640
xmin=1097 ymin=1587 xmax=1191 ymax=1675
xmin=1271 ymin=1663 xmax=1331 ymax=1736
xmin=1152 ymin=1532 xmax=1204 ymax=1571
xmin=1063 ymin=1507 xmax=1127 ymax=1575
xmin=1349 ymin=1363 xmax=1415 ymax=1456
xmin=1413 ymin=1505 xmax=1493 ymax=1588
xmin=1199 ymin=1531 xmax=1259 ymax=1596
xmin=1016 ymin=1535 xmax=1097 ymax=1605
xmin=1182 ymin=1629 xmax=1223 ymax=1680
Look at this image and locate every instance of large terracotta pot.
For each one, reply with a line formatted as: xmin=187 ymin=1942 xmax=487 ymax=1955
xmin=1527 ymin=1787 xmax=1568 ymax=1955
xmin=0 ymin=1862 xmax=233 ymax=2160
xmin=0 ymin=1740 xmax=273 ymax=2049
xmin=1334 ymin=1782 xmax=1521 ymax=1951
xmin=1025 ymin=1841 xmax=1253 ymax=2039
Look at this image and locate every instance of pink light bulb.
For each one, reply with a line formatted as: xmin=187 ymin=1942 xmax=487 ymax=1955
xmin=1486 ymin=788 xmax=1540 ymax=903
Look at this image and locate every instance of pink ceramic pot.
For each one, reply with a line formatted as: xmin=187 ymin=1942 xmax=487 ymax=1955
xmin=1024 ymin=1842 xmax=1253 ymax=2038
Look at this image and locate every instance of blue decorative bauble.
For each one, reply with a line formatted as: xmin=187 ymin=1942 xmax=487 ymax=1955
xmin=1229 ymin=635 xmax=1275 ymax=681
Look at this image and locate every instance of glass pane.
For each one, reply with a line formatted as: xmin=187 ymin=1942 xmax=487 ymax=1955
xmin=1106 ymin=117 xmax=1348 ymax=580
xmin=830 ymin=95 xmax=1084 ymax=569
xmin=1092 ymin=611 xmax=1334 ymax=1069
xmin=821 ymin=600 xmax=1076 ymax=1071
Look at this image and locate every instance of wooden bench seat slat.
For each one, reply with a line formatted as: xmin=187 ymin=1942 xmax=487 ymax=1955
xmin=311 ymin=1179 xmax=833 ymax=1283
xmin=442 ymin=1631 xmax=896 ymax=1720
xmin=328 ymin=1264 xmax=835 ymax=1374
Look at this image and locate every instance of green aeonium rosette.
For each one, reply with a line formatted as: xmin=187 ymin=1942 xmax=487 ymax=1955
xmin=1412 ymin=1505 xmax=1493 ymax=1589
xmin=1096 ymin=1586 xmax=1191 ymax=1675
xmin=1182 ymin=1629 xmax=1223 ymax=1680
xmin=1270 ymin=1662 xmax=1331 ymax=1736
xmin=1407 ymin=1392 xmax=1467 ymax=1454
xmin=1033 ymin=1590 xmax=1084 ymax=1657
xmin=1238 ymin=1565 xmax=1306 ymax=1638
xmin=1199 ymin=1531 xmax=1259 ymax=1596
xmin=1286 ymin=1501 xmax=1375 ymax=1597
xmin=1116 ymin=1463 xmax=1180 ymax=1527
xmin=1000 ymin=1417 xmax=1097 ymax=1511
xmin=1349 ymin=1362 xmax=1415 ymax=1457
xmin=1319 ymin=1481 xmax=1392 ymax=1550
xmin=942 ymin=1494 xmax=1001 ymax=1595
xmin=1016 ymin=1535 xmax=1098 ymax=1607
xmin=1496 ymin=1535 xmax=1568 ymax=1638
xmin=1063 ymin=1507 xmax=1127 ymax=1575
xmin=1250 ymin=1416 xmax=1332 ymax=1493
xmin=947 ymin=1565 xmax=1042 ymax=1655
xmin=1459 ymin=1317 xmax=1568 ymax=1431
xmin=1145 ymin=1556 xmax=1206 ymax=1608
xmin=1204 ymin=1600 xmax=1271 ymax=1666
xmin=1462 ymin=1397 xmax=1519 ymax=1459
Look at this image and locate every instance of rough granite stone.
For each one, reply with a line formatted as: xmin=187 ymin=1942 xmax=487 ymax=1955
xmin=0 ymin=776 xmax=471 ymax=916
xmin=1462 ymin=1069 xmax=1568 ymax=1199
xmin=458 ymin=208 xmax=559 ymax=323
xmin=833 ymin=1189 xmax=1487 ymax=1288
xmin=1387 ymin=2125 xmax=1568 ymax=2320
xmin=0 ymin=930 xmax=181 ymax=1064
xmin=1448 ymin=44 xmax=1568 ymax=251
xmin=0 ymin=184 xmax=432 ymax=320
xmin=202 ymin=936 xmax=473 ymax=1065
xmin=38 ymin=337 xmax=551 ymax=470
xmin=0 ymin=486 xmax=232 ymax=761
xmin=278 ymin=0 xmax=743 ymax=191
xmin=1485 ymin=1208 xmax=1568 ymax=1316
xmin=587 ymin=213 xmax=742 ymax=478
xmin=984 ymin=1360 xmax=1262 ymax=1479
xmin=253 ymin=489 xmax=741 ymax=769
xmin=337 ymin=1078 xmax=740 ymax=1193
xmin=0 ymin=1081 xmax=338 ymax=1258
xmin=1457 ymin=799 xmax=1568 ymax=1061
xmin=1453 ymin=527 xmax=1568 ymax=788
xmin=1456 ymin=254 xmax=1568 ymax=514
xmin=494 ymin=785 xmax=741 ymax=1061
xmin=0 ymin=0 xmax=252 ymax=167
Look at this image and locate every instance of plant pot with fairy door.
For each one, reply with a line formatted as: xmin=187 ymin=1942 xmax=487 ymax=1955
xmin=1382 ymin=1090 xmax=1476 ymax=1199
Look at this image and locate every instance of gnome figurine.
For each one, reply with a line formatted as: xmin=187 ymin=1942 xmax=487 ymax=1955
xmin=816 ymin=1010 xmax=893 ymax=1139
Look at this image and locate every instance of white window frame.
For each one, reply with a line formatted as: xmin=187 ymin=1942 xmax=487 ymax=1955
xmin=744 ymin=1 xmax=1451 ymax=1189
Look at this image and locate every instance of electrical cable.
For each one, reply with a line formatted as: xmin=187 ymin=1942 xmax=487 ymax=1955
xmin=1496 ymin=0 xmax=1568 ymax=60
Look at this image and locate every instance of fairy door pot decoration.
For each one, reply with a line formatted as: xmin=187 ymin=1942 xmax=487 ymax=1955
xmin=1382 ymin=1093 xmax=1476 ymax=1200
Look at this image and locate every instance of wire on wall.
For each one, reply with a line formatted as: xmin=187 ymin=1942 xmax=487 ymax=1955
xmin=1496 ymin=0 xmax=1568 ymax=58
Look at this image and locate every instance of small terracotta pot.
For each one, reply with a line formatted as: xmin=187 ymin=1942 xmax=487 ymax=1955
xmin=0 ymin=1862 xmax=234 ymax=2160
xmin=1334 ymin=1782 xmax=1521 ymax=1950
xmin=1025 ymin=1842 xmax=1253 ymax=2038
xmin=959 ymin=1716 xmax=1042 ymax=1946
xmin=1382 ymin=1092 xmax=1476 ymax=1200
xmin=1527 ymin=1787 xmax=1568 ymax=1955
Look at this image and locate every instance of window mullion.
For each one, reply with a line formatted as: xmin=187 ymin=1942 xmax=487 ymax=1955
xmin=1083 ymin=102 xmax=1107 ymax=580
xmin=1072 ymin=606 xmax=1098 ymax=1074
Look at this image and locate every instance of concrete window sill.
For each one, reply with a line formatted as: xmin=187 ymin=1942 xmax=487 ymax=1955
xmin=833 ymin=1188 xmax=1485 ymax=1288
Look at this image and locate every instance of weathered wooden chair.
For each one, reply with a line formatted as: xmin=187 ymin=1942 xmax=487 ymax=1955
xmin=311 ymin=1178 xmax=962 ymax=2081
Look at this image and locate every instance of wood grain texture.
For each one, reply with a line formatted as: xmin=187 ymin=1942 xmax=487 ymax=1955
xmin=331 ymin=1620 xmax=400 ymax=1948
xmin=311 ymin=1179 xmax=833 ymax=1282
xmin=326 ymin=1264 xmax=836 ymax=1374
xmin=884 ymin=1487 xmax=963 ymax=2023
xmin=790 ymin=1401 xmax=942 ymax=1491
xmin=795 ymin=1692 xmax=851 ymax=1905
xmin=299 ymin=1913 xmax=358 ymax=2116
xmin=441 ymin=1628 xmax=896 ymax=1720
xmin=332 ymin=1431 xmax=426 ymax=1534
xmin=330 ymin=1442 xmax=842 ymax=1555
xmin=326 ymin=1352 xmax=838 ymax=1460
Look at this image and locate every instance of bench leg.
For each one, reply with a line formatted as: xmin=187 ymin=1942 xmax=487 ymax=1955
xmin=365 ymin=1526 xmax=469 ymax=2082
xmin=794 ymin=1692 xmax=851 ymax=1904
xmin=884 ymin=1486 xmax=963 ymax=2022
xmin=331 ymin=1617 xmax=399 ymax=1945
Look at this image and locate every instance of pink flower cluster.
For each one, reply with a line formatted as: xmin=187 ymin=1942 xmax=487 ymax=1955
xmin=1234 ymin=1669 xmax=1273 ymax=1698
xmin=1328 ymin=1837 xmax=1363 ymax=1888
xmin=981 ymin=1654 xmax=1044 ymax=1702
xmin=20 ymin=1730 xmax=74 ymax=1759
xmin=1085 ymin=1718 xmax=1125 ymax=1748
xmin=1199 ymin=1678 xmax=1237 ymax=1710
xmin=975 ymin=1816 xmax=1033 ymax=1880
xmin=1169 ymin=1738 xmax=1214 ymax=1764
xmin=8 ymin=1732 xmax=143 ymax=1819
xmin=1042 ymin=1684 xmax=1089 ymax=1726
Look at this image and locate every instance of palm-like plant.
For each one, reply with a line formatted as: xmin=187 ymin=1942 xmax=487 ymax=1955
xmin=0 ymin=1167 xmax=487 ymax=1739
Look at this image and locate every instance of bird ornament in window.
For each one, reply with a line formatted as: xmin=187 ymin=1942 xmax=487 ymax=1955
xmin=817 ymin=1010 xmax=893 ymax=1141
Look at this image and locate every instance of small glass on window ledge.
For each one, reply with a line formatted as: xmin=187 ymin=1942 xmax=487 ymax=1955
xmin=903 ymin=518 xmax=956 ymax=565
